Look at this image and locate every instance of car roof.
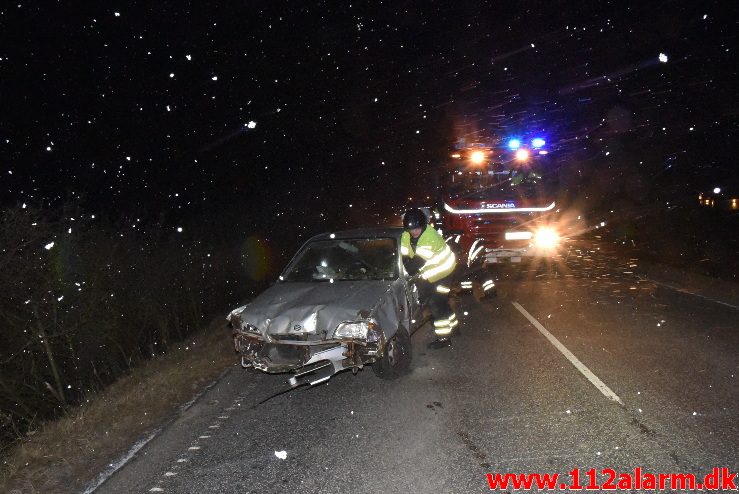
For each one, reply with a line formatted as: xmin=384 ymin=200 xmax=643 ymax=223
xmin=307 ymin=226 xmax=404 ymax=242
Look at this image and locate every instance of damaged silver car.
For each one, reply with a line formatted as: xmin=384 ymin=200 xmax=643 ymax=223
xmin=228 ymin=227 xmax=423 ymax=387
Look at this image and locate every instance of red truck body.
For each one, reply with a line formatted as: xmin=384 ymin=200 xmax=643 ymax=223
xmin=440 ymin=159 xmax=561 ymax=266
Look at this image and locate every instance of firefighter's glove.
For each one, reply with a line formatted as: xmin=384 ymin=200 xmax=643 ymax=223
xmin=403 ymin=256 xmax=423 ymax=276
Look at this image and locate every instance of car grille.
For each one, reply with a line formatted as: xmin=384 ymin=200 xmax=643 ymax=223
xmin=270 ymin=332 xmax=327 ymax=342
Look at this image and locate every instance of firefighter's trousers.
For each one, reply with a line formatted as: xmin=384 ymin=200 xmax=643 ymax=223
xmin=457 ymin=264 xmax=495 ymax=297
xmin=417 ymin=275 xmax=458 ymax=337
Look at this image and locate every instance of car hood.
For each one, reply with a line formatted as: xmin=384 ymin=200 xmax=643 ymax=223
xmin=232 ymin=280 xmax=396 ymax=339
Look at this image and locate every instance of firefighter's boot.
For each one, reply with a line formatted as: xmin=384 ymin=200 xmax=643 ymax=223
xmin=428 ymin=337 xmax=452 ymax=349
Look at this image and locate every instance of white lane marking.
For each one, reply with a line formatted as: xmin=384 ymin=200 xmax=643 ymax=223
xmin=83 ymin=368 xmax=233 ymax=494
xmin=149 ymin=488 xmax=164 ymax=492
xmin=81 ymin=428 xmax=161 ymax=494
xmin=650 ymin=280 xmax=739 ymax=310
xmin=188 ymin=446 xmax=201 ymax=450
xmin=164 ymin=472 xmax=176 ymax=477
xmin=513 ymin=302 xmax=624 ymax=405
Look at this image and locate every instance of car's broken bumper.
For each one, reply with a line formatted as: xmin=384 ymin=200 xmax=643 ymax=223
xmin=233 ymin=330 xmax=381 ymax=385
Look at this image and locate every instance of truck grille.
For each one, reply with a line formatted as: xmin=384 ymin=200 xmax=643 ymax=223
xmin=448 ymin=213 xmax=537 ymax=249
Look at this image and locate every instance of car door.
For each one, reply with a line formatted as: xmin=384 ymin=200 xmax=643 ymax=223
xmin=395 ymin=235 xmax=423 ymax=332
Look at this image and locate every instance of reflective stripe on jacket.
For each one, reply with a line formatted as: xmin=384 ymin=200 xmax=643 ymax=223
xmin=401 ymin=227 xmax=456 ymax=283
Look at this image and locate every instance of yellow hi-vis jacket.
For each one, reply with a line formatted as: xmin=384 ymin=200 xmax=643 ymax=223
xmin=400 ymin=227 xmax=457 ymax=283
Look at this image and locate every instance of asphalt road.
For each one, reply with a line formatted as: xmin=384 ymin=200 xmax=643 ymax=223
xmin=96 ymin=239 xmax=738 ymax=493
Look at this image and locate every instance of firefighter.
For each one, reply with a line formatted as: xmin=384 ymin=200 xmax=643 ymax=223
xmin=447 ymin=235 xmax=496 ymax=301
xmin=401 ymin=208 xmax=458 ymax=348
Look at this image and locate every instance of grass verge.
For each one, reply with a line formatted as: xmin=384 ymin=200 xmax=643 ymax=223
xmin=0 ymin=318 xmax=235 ymax=494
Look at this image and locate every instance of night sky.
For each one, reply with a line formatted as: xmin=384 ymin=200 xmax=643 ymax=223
xmin=1 ymin=1 xmax=736 ymax=233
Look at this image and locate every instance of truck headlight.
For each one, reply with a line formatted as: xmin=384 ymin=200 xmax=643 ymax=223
xmin=534 ymin=227 xmax=559 ymax=249
xmin=334 ymin=321 xmax=374 ymax=339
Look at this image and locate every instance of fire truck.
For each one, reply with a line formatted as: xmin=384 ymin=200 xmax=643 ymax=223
xmin=440 ymin=138 xmax=563 ymax=271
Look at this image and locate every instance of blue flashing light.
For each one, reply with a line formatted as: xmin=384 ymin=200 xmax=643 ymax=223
xmin=508 ymin=138 xmax=521 ymax=150
xmin=531 ymin=138 xmax=546 ymax=148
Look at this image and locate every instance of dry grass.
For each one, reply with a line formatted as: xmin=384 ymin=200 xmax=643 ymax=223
xmin=0 ymin=318 xmax=236 ymax=494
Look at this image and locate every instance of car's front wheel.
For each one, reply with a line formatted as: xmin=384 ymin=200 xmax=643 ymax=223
xmin=372 ymin=325 xmax=411 ymax=379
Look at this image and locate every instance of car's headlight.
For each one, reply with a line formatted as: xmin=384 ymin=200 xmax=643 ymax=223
xmin=334 ymin=321 xmax=380 ymax=340
xmin=334 ymin=321 xmax=369 ymax=339
xmin=534 ymin=227 xmax=559 ymax=249
xmin=227 ymin=306 xmax=261 ymax=333
xmin=226 ymin=305 xmax=247 ymax=322
xmin=231 ymin=316 xmax=260 ymax=334
xmin=241 ymin=323 xmax=260 ymax=334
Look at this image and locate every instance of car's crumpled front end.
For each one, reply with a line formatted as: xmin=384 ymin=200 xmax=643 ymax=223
xmin=229 ymin=313 xmax=383 ymax=386
xmin=227 ymin=280 xmax=409 ymax=386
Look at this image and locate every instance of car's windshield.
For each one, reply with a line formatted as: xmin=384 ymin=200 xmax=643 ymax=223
xmin=281 ymin=237 xmax=398 ymax=282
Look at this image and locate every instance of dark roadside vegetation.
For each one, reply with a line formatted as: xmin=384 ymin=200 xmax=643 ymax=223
xmin=0 ymin=204 xmax=244 ymax=446
xmin=595 ymin=202 xmax=739 ymax=283
xmin=0 ymin=203 xmax=275 ymax=492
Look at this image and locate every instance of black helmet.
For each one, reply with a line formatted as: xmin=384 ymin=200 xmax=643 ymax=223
xmin=403 ymin=208 xmax=427 ymax=230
